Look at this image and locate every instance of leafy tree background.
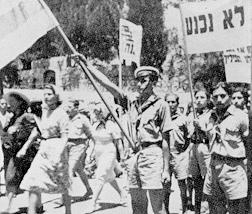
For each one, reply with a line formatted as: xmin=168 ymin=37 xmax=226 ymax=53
xmin=1 ymin=0 xmax=227 ymax=94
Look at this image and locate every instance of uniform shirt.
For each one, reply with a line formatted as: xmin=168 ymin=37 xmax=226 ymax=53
xmin=187 ymin=109 xmax=212 ymax=144
xmin=169 ymin=111 xmax=189 ymax=155
xmin=206 ymin=105 xmax=248 ymax=158
xmin=68 ymin=113 xmax=93 ymax=140
xmin=117 ymin=93 xmax=172 ymax=145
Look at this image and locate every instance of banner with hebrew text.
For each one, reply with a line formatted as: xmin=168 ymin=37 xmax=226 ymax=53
xmin=224 ymin=46 xmax=252 ymax=83
xmin=119 ymin=19 xmax=143 ymax=66
xmin=180 ymin=0 xmax=251 ymax=54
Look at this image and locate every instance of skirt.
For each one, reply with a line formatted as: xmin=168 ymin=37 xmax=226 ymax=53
xmin=20 ymin=138 xmax=71 ymax=194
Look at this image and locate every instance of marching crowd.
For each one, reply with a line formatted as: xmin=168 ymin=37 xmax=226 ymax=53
xmin=0 ymin=56 xmax=250 ymax=214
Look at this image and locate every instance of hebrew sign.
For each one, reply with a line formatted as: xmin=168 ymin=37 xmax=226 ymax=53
xmin=180 ymin=0 xmax=251 ymax=54
xmin=224 ymin=46 xmax=252 ymax=83
xmin=119 ymin=19 xmax=143 ymax=66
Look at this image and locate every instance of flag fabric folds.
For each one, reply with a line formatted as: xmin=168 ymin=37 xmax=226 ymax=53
xmin=0 ymin=0 xmax=59 ymax=69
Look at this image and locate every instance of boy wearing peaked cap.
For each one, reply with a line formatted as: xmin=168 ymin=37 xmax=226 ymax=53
xmin=79 ymin=58 xmax=172 ymax=214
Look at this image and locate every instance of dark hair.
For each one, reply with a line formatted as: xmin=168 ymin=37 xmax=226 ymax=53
xmin=164 ymin=92 xmax=179 ymax=104
xmin=30 ymin=101 xmax=42 ymax=118
xmin=194 ymin=88 xmax=214 ymax=110
xmin=212 ymin=82 xmax=232 ymax=96
xmin=9 ymin=94 xmax=29 ymax=113
xmin=149 ymin=75 xmax=159 ymax=83
xmin=44 ymin=84 xmax=57 ymax=94
xmin=232 ymin=86 xmax=249 ymax=105
xmin=44 ymin=84 xmax=61 ymax=107
xmin=194 ymin=88 xmax=210 ymax=100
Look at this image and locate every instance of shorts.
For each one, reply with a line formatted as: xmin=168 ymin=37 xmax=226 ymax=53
xmin=203 ymin=155 xmax=248 ymax=200
xmin=170 ymin=150 xmax=189 ymax=180
xmin=67 ymin=142 xmax=88 ymax=174
xmin=126 ymin=146 xmax=163 ymax=189
xmin=189 ymin=143 xmax=210 ymax=178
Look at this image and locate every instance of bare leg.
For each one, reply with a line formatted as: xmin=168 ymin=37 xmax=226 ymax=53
xmin=62 ymin=190 xmax=71 ymax=214
xmin=207 ymin=195 xmax=226 ymax=214
xmin=149 ymin=189 xmax=164 ymax=214
xmin=129 ymin=188 xmax=148 ymax=214
xmin=228 ymin=198 xmax=247 ymax=214
xmin=163 ymin=182 xmax=172 ymax=214
xmin=187 ymin=177 xmax=194 ymax=211
xmin=76 ymin=163 xmax=93 ymax=196
xmin=110 ymin=180 xmax=122 ymax=195
xmin=194 ymin=176 xmax=204 ymax=214
xmin=5 ymin=192 xmax=14 ymax=213
xmin=28 ymin=191 xmax=39 ymax=214
xmin=109 ymin=179 xmax=126 ymax=204
xmin=85 ymin=179 xmax=105 ymax=213
xmin=178 ymin=179 xmax=188 ymax=213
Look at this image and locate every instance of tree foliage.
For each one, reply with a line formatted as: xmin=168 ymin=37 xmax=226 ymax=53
xmin=127 ymin=0 xmax=168 ymax=69
xmin=1 ymin=0 xmax=226 ymax=92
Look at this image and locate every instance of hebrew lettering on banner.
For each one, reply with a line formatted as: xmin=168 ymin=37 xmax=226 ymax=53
xmin=119 ymin=19 xmax=143 ymax=66
xmin=224 ymin=46 xmax=252 ymax=83
xmin=180 ymin=0 xmax=251 ymax=54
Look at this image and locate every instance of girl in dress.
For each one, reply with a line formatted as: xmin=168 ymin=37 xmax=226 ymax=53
xmin=20 ymin=85 xmax=71 ymax=214
xmin=86 ymin=103 xmax=125 ymax=213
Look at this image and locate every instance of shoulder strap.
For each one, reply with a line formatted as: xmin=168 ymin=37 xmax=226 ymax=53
xmin=140 ymin=97 xmax=161 ymax=114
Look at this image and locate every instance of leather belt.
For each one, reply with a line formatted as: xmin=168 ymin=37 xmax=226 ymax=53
xmin=68 ymin=138 xmax=88 ymax=143
xmin=140 ymin=141 xmax=162 ymax=149
xmin=212 ymin=153 xmax=245 ymax=162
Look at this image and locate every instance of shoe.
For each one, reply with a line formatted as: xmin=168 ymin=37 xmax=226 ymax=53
xmin=36 ymin=205 xmax=44 ymax=213
xmin=54 ymin=200 xmax=64 ymax=208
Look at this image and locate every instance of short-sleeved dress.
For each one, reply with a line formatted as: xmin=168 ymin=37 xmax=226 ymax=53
xmin=20 ymin=106 xmax=70 ymax=193
xmin=92 ymin=120 xmax=121 ymax=182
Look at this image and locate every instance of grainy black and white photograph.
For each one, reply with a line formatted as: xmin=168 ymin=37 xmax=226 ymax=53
xmin=0 ymin=0 xmax=251 ymax=213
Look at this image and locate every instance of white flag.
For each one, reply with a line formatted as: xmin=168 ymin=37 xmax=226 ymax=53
xmin=0 ymin=0 xmax=59 ymax=69
xmin=119 ymin=19 xmax=143 ymax=66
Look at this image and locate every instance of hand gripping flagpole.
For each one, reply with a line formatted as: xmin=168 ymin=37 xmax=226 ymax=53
xmin=55 ymin=26 xmax=136 ymax=152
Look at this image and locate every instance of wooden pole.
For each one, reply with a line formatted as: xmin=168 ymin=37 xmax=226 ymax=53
xmin=178 ymin=1 xmax=196 ymax=118
xmin=56 ymin=26 xmax=136 ymax=151
xmin=118 ymin=53 xmax=123 ymax=121
xmin=247 ymin=4 xmax=252 ymax=212
xmin=0 ymin=72 xmax=3 ymax=96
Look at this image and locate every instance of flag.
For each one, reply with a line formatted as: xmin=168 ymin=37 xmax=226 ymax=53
xmin=0 ymin=0 xmax=59 ymax=69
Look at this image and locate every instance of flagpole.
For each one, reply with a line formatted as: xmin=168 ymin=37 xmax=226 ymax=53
xmin=56 ymin=25 xmax=136 ymax=151
xmin=118 ymin=52 xmax=123 ymax=121
xmin=248 ymin=4 xmax=252 ymax=213
xmin=178 ymin=1 xmax=196 ymax=118
xmin=119 ymin=57 xmax=122 ymax=90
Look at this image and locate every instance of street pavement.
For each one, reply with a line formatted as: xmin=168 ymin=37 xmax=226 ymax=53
xmin=0 ymin=171 xmax=189 ymax=214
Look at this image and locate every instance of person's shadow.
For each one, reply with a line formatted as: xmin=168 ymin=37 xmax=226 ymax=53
xmin=71 ymin=195 xmax=92 ymax=204
xmin=83 ymin=202 xmax=124 ymax=213
xmin=13 ymin=207 xmax=45 ymax=214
